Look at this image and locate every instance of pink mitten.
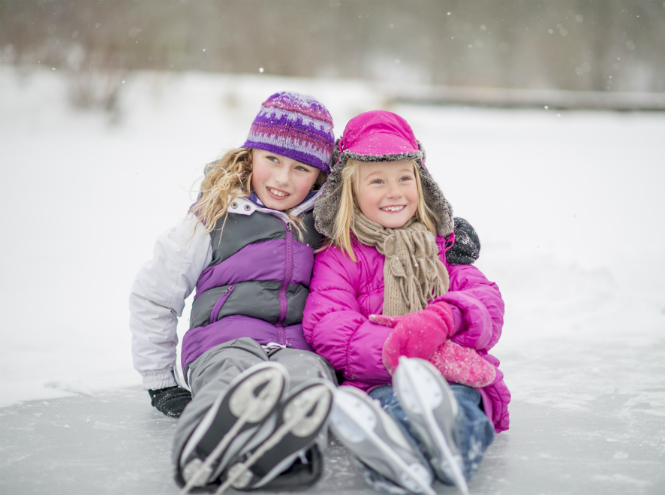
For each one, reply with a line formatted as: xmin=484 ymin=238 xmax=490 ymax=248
xmin=371 ymin=302 xmax=454 ymax=374
xmin=430 ymin=341 xmax=496 ymax=388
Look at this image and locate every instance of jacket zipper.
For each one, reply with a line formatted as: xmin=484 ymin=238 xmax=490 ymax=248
xmin=210 ymin=285 xmax=235 ymax=323
xmin=276 ymin=221 xmax=293 ymax=344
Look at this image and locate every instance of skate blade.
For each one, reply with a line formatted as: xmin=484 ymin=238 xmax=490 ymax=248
xmin=396 ymin=357 xmax=457 ymax=417
xmin=179 ymin=364 xmax=287 ymax=494
xmin=215 ymin=382 xmax=334 ymax=495
xmin=331 ymin=388 xmax=435 ymax=495
xmin=397 ymin=358 xmax=469 ymax=495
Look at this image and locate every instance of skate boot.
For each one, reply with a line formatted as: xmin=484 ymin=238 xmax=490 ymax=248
xmin=178 ymin=362 xmax=288 ymax=493
xmin=393 ymin=357 xmax=469 ymax=495
xmin=330 ymin=386 xmax=435 ymax=495
xmin=213 ymin=379 xmax=335 ymax=494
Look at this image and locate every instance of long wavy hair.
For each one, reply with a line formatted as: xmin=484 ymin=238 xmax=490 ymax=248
xmin=327 ymin=159 xmax=438 ymax=262
xmin=189 ymin=148 xmax=327 ymax=239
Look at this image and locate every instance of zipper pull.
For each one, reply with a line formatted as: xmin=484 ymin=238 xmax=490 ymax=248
xmin=287 ymin=222 xmax=293 ymax=231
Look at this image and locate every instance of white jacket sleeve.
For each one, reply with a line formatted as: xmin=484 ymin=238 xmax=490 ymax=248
xmin=129 ymin=216 xmax=212 ymax=390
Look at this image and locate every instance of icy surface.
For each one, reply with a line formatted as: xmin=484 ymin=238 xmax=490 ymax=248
xmin=1 ymin=387 xmax=663 ymax=495
xmin=1 ymin=67 xmax=664 ymax=493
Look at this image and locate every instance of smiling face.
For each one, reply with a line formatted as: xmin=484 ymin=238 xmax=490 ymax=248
xmin=251 ymin=149 xmax=320 ymax=211
xmin=354 ymin=160 xmax=420 ymax=229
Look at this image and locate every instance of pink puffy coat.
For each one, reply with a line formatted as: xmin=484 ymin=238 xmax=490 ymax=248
xmin=303 ymin=236 xmax=510 ymax=433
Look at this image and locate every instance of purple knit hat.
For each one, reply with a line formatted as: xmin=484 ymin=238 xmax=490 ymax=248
xmin=242 ymin=91 xmax=334 ymax=174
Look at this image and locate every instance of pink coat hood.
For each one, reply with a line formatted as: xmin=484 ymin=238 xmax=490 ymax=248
xmin=303 ymin=236 xmax=511 ymax=433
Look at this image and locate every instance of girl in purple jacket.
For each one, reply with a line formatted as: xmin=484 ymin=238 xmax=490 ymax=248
xmin=130 ymin=92 xmax=340 ymax=493
xmin=303 ymin=110 xmax=510 ymax=495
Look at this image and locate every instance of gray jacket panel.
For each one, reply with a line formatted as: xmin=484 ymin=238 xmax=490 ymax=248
xmin=208 ymin=211 xmax=323 ymax=266
xmin=297 ymin=213 xmax=323 ymax=248
xmin=285 ymin=284 xmax=309 ymax=326
xmin=190 ymin=281 xmax=310 ymax=329
xmin=209 ymin=212 xmax=285 ymax=266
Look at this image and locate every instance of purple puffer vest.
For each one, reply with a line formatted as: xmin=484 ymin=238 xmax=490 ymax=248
xmin=181 ymin=201 xmax=322 ymax=373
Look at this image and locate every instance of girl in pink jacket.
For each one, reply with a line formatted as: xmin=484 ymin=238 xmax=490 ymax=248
xmin=303 ymin=110 xmax=510 ymax=495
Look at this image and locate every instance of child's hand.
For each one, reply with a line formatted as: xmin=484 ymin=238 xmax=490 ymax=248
xmin=148 ymin=386 xmax=192 ymax=418
xmin=372 ymin=302 xmax=454 ymax=374
xmin=430 ymin=341 xmax=496 ymax=387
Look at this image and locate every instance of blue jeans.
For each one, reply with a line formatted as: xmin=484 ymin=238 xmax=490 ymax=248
xmin=369 ymin=384 xmax=494 ymax=485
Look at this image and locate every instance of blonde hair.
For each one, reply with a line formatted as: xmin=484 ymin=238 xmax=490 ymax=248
xmin=190 ymin=148 xmax=327 ymax=240
xmin=328 ymin=159 xmax=438 ymax=262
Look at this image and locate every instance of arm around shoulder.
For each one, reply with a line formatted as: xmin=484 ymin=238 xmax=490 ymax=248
xmin=129 ymin=216 xmax=212 ymax=390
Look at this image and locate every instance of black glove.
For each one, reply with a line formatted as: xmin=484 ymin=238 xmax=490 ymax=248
xmin=446 ymin=217 xmax=481 ymax=265
xmin=148 ymin=386 xmax=192 ymax=418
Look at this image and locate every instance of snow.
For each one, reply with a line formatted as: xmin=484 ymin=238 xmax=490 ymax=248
xmin=0 ymin=67 xmax=383 ymax=406
xmin=1 ymin=66 xmax=665 ymax=492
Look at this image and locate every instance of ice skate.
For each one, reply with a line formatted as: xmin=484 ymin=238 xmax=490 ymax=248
xmin=178 ymin=362 xmax=288 ymax=493
xmin=330 ymin=386 xmax=435 ymax=495
xmin=394 ymin=357 xmax=469 ymax=495
xmin=212 ymin=379 xmax=334 ymax=494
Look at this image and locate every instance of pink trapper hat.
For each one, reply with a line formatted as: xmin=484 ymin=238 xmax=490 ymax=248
xmin=314 ymin=110 xmax=454 ymax=238
xmin=338 ymin=110 xmax=420 ymax=159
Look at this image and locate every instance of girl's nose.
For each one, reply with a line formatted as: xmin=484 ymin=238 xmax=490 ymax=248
xmin=274 ymin=167 xmax=290 ymax=185
xmin=386 ymin=181 xmax=402 ymax=198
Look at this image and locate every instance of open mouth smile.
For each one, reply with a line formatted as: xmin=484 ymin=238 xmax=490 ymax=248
xmin=380 ymin=205 xmax=406 ymax=212
xmin=266 ymin=186 xmax=290 ymax=198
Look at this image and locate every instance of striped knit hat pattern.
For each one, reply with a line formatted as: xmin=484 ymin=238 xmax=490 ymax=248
xmin=242 ymin=91 xmax=335 ymax=174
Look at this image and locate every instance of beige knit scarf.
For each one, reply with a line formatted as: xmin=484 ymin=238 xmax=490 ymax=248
xmin=352 ymin=212 xmax=449 ymax=316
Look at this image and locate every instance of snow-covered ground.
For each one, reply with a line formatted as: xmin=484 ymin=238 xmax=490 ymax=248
xmin=1 ymin=67 xmax=665 ymax=491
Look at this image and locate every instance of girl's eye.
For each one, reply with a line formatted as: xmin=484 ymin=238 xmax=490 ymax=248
xmin=371 ymin=179 xmax=383 ymax=184
xmin=295 ymin=165 xmax=309 ymax=172
xmin=266 ymin=155 xmax=279 ymax=163
xmin=400 ymin=176 xmax=413 ymax=182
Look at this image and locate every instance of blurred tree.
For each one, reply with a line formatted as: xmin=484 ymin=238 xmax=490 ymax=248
xmin=1 ymin=0 xmax=663 ymax=96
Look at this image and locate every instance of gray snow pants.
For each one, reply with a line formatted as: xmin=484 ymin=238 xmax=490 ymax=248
xmin=172 ymin=337 xmax=337 ymax=472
